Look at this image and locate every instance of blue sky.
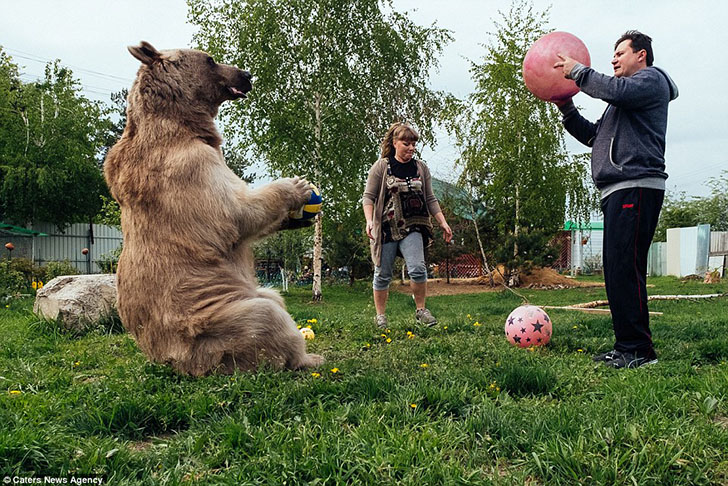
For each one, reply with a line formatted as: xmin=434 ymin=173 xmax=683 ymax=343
xmin=2 ymin=0 xmax=725 ymax=198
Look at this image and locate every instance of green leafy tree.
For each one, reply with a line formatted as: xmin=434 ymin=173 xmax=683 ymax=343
xmin=0 ymin=49 xmax=112 ymax=229
xmin=188 ymin=0 xmax=451 ymax=299
xmin=254 ymin=226 xmax=313 ymax=291
xmin=443 ymin=1 xmax=596 ymax=285
xmin=654 ymin=171 xmax=728 ymax=241
xmin=324 ymin=215 xmax=371 ymax=285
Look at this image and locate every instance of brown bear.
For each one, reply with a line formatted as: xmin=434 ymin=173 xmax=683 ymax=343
xmin=104 ymin=41 xmax=324 ymax=375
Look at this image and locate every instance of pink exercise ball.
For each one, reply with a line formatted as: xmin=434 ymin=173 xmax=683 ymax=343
xmin=522 ymin=31 xmax=590 ymax=103
xmin=505 ymin=305 xmax=552 ymax=348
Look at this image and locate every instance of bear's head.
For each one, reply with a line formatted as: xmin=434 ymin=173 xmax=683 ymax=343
xmin=127 ymin=41 xmax=252 ymax=116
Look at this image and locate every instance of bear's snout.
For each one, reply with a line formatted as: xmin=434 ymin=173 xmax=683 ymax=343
xmin=223 ymin=67 xmax=252 ymax=100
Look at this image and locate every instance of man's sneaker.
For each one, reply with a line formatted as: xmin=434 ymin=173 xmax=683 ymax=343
xmin=375 ymin=314 xmax=389 ymax=329
xmin=415 ymin=308 xmax=438 ymax=327
xmin=604 ymin=350 xmax=658 ymax=369
xmin=593 ymin=349 xmax=619 ymax=362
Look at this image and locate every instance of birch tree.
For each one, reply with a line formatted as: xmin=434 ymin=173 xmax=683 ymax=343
xmin=188 ymin=0 xmax=450 ymax=300
xmin=446 ymin=0 xmax=596 ymax=285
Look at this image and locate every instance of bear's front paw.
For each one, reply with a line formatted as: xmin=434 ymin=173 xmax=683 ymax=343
xmin=285 ymin=176 xmax=313 ymax=209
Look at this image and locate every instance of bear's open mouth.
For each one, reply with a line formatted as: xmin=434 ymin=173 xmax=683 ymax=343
xmin=228 ymin=86 xmax=248 ymax=99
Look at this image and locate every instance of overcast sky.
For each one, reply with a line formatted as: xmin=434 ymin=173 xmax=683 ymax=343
xmin=2 ymin=0 xmax=726 ymax=198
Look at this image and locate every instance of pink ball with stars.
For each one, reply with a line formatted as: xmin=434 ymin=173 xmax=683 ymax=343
xmin=505 ymin=305 xmax=552 ymax=348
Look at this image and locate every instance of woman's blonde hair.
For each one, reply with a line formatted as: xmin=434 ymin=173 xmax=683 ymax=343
xmin=379 ymin=122 xmax=419 ymax=159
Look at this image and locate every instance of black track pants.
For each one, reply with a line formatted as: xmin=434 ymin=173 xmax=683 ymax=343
xmin=601 ymin=187 xmax=664 ymax=356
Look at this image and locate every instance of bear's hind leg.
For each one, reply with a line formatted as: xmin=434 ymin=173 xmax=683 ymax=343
xmin=203 ymin=297 xmax=324 ymax=372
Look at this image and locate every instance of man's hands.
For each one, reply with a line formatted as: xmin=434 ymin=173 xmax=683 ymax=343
xmin=554 ymin=53 xmax=578 ymax=79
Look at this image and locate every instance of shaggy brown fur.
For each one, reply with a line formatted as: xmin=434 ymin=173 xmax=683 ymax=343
xmin=104 ymin=41 xmax=324 ymax=375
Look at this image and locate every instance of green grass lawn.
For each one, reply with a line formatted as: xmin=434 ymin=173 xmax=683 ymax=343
xmin=1 ymin=276 xmax=727 ymax=485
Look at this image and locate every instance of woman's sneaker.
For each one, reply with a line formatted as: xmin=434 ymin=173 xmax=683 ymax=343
xmin=375 ymin=314 xmax=389 ymax=329
xmin=415 ymin=308 xmax=438 ymax=327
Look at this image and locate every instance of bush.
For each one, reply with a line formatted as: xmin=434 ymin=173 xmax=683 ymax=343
xmin=0 ymin=260 xmax=27 ymax=298
xmin=44 ymin=259 xmax=80 ymax=281
xmin=8 ymin=257 xmax=45 ymax=285
xmin=96 ymin=246 xmax=121 ymax=274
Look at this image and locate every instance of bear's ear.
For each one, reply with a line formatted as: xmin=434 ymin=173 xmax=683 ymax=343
xmin=128 ymin=41 xmax=162 ymax=65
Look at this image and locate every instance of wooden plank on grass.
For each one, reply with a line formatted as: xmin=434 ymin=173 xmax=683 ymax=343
xmin=540 ymin=305 xmax=663 ymax=316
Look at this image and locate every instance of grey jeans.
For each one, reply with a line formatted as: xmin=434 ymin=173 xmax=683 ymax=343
xmin=373 ymin=231 xmax=427 ymax=290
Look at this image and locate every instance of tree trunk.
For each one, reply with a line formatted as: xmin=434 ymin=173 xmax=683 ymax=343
xmin=280 ymin=266 xmax=289 ymax=293
xmin=510 ymin=184 xmax=521 ymax=287
xmin=468 ymin=190 xmax=494 ymax=285
xmin=312 ymin=212 xmax=323 ymax=301
xmin=311 ymin=92 xmax=323 ymax=301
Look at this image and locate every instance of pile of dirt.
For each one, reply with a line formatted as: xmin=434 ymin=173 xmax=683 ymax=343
xmin=393 ymin=266 xmax=603 ymax=296
xmin=518 ymin=267 xmax=604 ymax=289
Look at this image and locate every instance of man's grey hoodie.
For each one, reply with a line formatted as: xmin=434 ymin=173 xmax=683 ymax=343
xmin=558 ymin=64 xmax=679 ymax=199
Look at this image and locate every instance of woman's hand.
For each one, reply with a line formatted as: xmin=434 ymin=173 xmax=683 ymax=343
xmin=366 ymin=220 xmax=375 ymax=240
xmin=441 ymin=222 xmax=453 ymax=244
xmin=363 ymin=204 xmax=375 ymax=240
xmin=433 ymin=211 xmax=453 ymax=244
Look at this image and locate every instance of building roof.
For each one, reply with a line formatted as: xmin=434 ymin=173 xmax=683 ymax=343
xmin=431 ymin=178 xmax=486 ymax=221
xmin=0 ymin=222 xmax=48 ymax=236
xmin=564 ymin=221 xmax=604 ymax=231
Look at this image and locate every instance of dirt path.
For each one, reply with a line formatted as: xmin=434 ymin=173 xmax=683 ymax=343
xmin=393 ymin=267 xmax=604 ymax=296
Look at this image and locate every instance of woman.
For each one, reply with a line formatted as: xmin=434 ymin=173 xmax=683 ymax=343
xmin=362 ymin=122 xmax=453 ymax=329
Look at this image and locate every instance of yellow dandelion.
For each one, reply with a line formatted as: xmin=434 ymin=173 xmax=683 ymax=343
xmin=528 ymin=346 xmax=535 ymax=352
xmin=443 ymin=325 xmax=448 ymax=330
xmin=490 ymin=383 xmax=496 ymax=389
xmin=577 ymin=349 xmax=584 ymax=353
xmin=410 ymin=403 xmax=417 ymax=409
xmin=4 ymin=305 xmax=8 ymax=308
xmin=473 ymin=321 xmax=482 ymax=327
xmin=74 ymin=361 xmax=80 ymax=366
xmin=385 ymin=328 xmax=391 ymax=334
xmin=467 ymin=314 xmax=472 ymax=319
xmin=386 ymin=338 xmax=392 ymax=344
xmin=420 ymin=363 xmax=429 ymax=368
xmin=38 ymin=281 xmax=43 ymax=288
xmin=365 ymin=343 xmax=371 ymax=348
xmin=572 ymin=325 xmax=578 ymax=329
xmin=311 ymin=318 xmax=317 ymax=324
xmin=495 ymin=387 xmax=500 ymax=392
xmin=297 ymin=325 xmax=301 ymax=329
xmin=9 ymin=390 xmax=21 ymax=395
xmin=311 ymin=372 xmax=321 ymax=378
xmin=330 ymin=368 xmax=339 ymax=373
xmin=31 ymin=281 xmax=37 ymax=290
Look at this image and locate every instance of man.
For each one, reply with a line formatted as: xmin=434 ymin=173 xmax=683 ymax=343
xmin=554 ymin=30 xmax=679 ymax=369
